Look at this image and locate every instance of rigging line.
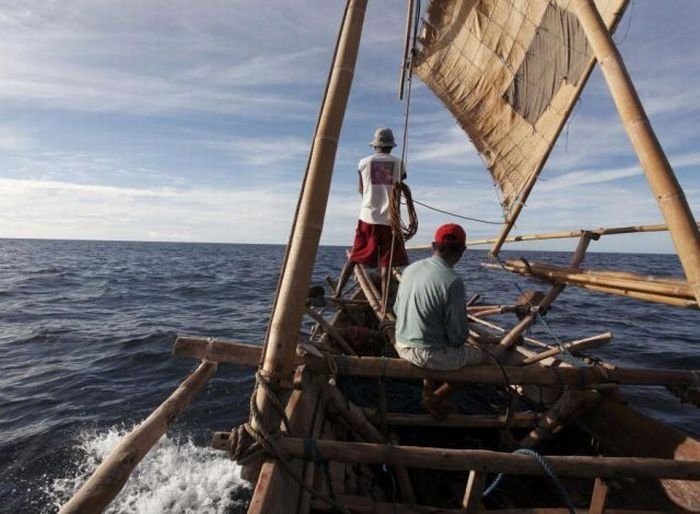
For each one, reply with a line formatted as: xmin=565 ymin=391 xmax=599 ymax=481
xmin=410 ymin=198 xmax=504 ymax=225
xmin=614 ymin=0 xmax=634 ymax=46
xmin=383 ymin=0 xmax=422 ymax=316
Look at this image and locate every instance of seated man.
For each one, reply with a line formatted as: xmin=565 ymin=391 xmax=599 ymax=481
xmin=393 ymin=223 xmax=483 ymax=370
xmin=393 ymin=223 xmax=500 ymax=417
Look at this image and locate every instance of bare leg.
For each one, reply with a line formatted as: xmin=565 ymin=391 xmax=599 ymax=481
xmin=334 ymin=260 xmax=356 ymax=298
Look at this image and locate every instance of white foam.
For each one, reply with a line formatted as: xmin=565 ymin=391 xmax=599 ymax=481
xmin=49 ymin=425 xmax=251 ymax=513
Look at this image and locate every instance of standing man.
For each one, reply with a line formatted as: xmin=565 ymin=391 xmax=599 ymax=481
xmin=335 ymin=128 xmax=409 ymax=298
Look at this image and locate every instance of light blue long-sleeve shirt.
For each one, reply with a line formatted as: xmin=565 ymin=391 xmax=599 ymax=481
xmin=393 ymin=255 xmax=468 ymax=349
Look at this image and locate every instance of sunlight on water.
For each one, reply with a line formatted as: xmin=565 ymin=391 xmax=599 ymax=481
xmin=48 ymin=426 xmax=250 ymax=513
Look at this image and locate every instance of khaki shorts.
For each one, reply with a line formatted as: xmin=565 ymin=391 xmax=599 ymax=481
xmin=395 ymin=341 xmax=484 ymax=371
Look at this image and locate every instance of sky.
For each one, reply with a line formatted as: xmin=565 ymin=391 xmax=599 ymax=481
xmin=0 ymin=0 xmax=698 ymax=253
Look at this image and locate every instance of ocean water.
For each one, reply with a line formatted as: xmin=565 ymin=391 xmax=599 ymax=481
xmin=0 ymin=239 xmax=698 ymax=513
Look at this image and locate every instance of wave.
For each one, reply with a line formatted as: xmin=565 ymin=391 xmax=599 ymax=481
xmin=46 ymin=426 xmax=251 ymax=514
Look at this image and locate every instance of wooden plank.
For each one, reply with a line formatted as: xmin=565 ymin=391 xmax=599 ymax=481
xmin=579 ymin=398 xmax=700 ymax=512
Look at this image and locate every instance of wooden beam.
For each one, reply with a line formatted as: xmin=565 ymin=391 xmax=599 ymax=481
xmin=311 ymin=495 xmax=663 ymax=513
xmin=278 ymin=438 xmax=700 ymax=479
xmin=173 ymin=336 xmax=262 ymax=367
xmin=59 ymin=361 xmax=217 ymax=514
xmin=360 ymin=409 xmax=539 ymax=429
xmin=173 ymin=337 xmax=700 ymax=388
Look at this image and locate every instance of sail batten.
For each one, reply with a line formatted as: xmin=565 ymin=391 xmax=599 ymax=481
xmin=413 ymin=0 xmax=629 ymax=213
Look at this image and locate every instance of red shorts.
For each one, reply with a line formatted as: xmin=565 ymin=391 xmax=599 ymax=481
xmin=349 ymin=220 xmax=409 ymax=268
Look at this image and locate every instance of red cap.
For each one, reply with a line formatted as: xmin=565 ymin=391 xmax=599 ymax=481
xmin=434 ymin=223 xmax=466 ymax=247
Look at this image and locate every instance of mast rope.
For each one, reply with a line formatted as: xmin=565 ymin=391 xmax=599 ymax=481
xmin=382 ymin=0 xmax=422 ymax=315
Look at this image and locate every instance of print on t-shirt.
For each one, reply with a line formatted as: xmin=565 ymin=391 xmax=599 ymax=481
xmin=370 ymin=161 xmax=395 ymax=186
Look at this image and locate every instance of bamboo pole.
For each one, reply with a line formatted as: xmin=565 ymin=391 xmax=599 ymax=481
xmin=304 ymin=307 xmax=357 ymax=356
xmin=354 ymin=259 xmax=394 ymax=322
xmin=499 ymin=233 xmax=592 ymax=349
xmin=397 ymin=0 xmax=416 ymax=100
xmin=468 ymin=315 xmax=552 ymax=349
xmin=459 ymin=222 xmax=700 ymax=247
xmin=246 ymin=0 xmax=368 ymax=481
xmin=278 ymin=438 xmax=700 ymax=479
xmin=497 ymin=260 xmax=693 ymax=300
xmin=59 ymin=361 xmax=217 ymax=514
xmin=521 ymin=332 xmax=612 ymax=365
xmin=572 ymin=0 xmax=700 ymax=306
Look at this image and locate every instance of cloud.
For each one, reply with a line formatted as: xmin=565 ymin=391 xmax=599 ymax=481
xmin=0 ymin=177 xmax=299 ymax=243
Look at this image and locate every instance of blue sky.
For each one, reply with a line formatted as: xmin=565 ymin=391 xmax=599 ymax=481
xmin=1 ymin=0 xmax=698 ymax=253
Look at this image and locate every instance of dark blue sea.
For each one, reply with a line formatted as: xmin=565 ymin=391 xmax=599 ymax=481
xmin=1 ymin=239 xmax=698 ymax=513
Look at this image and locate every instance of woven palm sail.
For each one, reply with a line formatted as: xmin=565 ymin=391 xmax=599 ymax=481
xmin=413 ymin=0 xmax=628 ymax=213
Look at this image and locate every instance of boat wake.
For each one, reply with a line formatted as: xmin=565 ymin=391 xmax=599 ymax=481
xmin=47 ymin=426 xmax=251 ymax=513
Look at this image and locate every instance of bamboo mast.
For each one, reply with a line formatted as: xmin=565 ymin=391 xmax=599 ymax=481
xmin=572 ymin=0 xmax=700 ymax=306
xmin=244 ymin=0 xmax=368 ymax=480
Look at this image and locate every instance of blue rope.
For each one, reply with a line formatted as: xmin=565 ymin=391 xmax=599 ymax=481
xmin=483 ymin=449 xmax=576 ymax=514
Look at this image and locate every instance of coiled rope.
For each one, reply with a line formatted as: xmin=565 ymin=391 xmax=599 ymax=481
xmin=390 ymin=182 xmax=418 ymax=242
xmin=483 ymin=448 xmax=576 ymax=514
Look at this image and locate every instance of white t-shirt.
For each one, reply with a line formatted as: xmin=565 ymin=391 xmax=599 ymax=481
xmin=357 ymin=153 xmax=405 ymax=226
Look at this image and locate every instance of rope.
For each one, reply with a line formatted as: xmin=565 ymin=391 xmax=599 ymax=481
xmin=382 ymin=0 xmax=422 ymax=316
xmin=411 ymin=198 xmax=503 ymax=225
xmin=390 ymin=182 xmax=418 ymax=242
xmin=483 ymin=448 xmax=576 ymax=514
xmin=231 ymin=373 xmax=351 ymax=514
